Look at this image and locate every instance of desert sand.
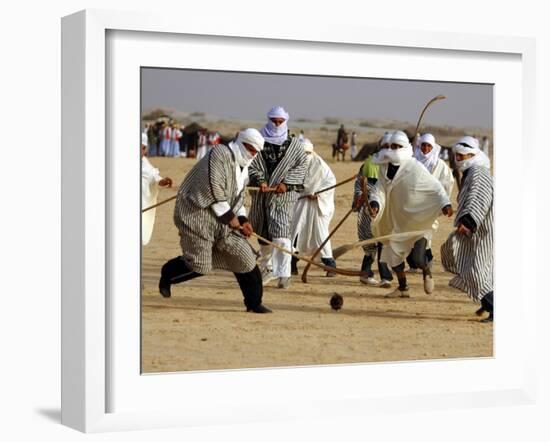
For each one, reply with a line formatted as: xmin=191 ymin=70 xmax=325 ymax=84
xmin=141 ymin=126 xmax=493 ymax=373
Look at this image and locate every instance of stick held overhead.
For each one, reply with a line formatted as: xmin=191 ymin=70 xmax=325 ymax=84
xmin=414 ymin=95 xmax=446 ymax=136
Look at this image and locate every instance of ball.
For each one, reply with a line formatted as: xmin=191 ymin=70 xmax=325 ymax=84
xmin=330 ymin=293 xmax=344 ymax=310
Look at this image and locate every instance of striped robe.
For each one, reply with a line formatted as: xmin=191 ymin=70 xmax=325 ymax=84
xmin=173 ymin=144 xmax=257 ymax=274
xmin=248 ymin=137 xmax=308 ymax=239
xmin=441 ymin=165 xmax=493 ymax=301
xmin=354 ymin=165 xmax=377 ymax=255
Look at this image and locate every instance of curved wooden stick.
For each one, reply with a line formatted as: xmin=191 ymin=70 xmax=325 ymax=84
xmin=247 ymin=187 xmax=277 ymax=192
xmin=300 ymin=207 xmax=355 ymax=283
xmin=142 ymin=186 xmax=277 ymax=213
xmin=414 ymin=95 xmax=446 ymax=135
xmin=332 ymin=230 xmax=433 ymax=259
xmin=142 ymin=194 xmax=177 ymax=213
xmin=249 ymin=232 xmax=365 ymax=278
xmin=297 ymin=174 xmax=356 ymax=200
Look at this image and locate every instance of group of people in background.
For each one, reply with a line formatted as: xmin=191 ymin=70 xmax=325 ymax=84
xmin=142 ymin=121 xmax=221 ymax=159
xmin=143 ymin=105 xmax=494 ymax=322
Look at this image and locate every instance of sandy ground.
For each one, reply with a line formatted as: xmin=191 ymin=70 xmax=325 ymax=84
xmin=141 ymin=132 xmax=493 ymax=373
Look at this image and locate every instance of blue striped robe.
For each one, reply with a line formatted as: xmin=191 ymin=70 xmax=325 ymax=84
xmin=441 ymin=165 xmax=493 ymax=301
xmin=173 ymin=144 xmax=257 ymax=274
xmin=248 ymin=137 xmax=308 ymax=239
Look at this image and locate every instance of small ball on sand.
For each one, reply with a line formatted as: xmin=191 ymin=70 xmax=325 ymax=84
xmin=330 ymin=293 xmax=344 ymax=310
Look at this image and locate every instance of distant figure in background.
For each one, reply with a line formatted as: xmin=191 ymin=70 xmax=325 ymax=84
xmin=196 ymin=129 xmax=208 ymax=161
xmin=141 ymin=133 xmax=172 ymax=245
xmin=178 ymin=124 xmax=187 ymax=157
xmin=298 ymin=130 xmax=305 ymax=141
xmin=290 ymin=139 xmax=337 ymax=277
xmin=169 ymin=123 xmax=181 ymax=157
xmin=441 ymin=135 xmax=493 ymax=323
xmin=160 ymin=122 xmax=172 ymax=156
xmin=333 ymin=124 xmax=349 ymax=161
xmin=147 ymin=123 xmax=159 ymax=157
xmin=208 ymin=131 xmax=222 ymax=151
xmin=350 ymin=131 xmax=358 ymax=159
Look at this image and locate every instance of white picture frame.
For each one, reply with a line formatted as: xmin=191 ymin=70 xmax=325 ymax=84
xmin=61 ymin=9 xmax=537 ymax=433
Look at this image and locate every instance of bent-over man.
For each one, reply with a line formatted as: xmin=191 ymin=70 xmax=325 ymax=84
xmin=159 ymin=129 xmax=272 ymax=314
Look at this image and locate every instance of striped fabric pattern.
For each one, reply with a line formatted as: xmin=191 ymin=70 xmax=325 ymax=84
xmin=248 ymin=137 xmax=308 ymax=239
xmin=441 ymin=165 xmax=493 ymax=301
xmin=354 ymin=166 xmax=377 ymax=255
xmin=173 ymin=144 xmax=257 ymax=274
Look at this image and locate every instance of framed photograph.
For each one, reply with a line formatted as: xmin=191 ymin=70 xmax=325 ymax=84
xmin=61 ymin=9 xmax=537 ymax=433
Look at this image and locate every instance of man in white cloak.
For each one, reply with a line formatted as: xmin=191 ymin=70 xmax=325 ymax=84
xmin=141 ymin=133 xmax=172 ymax=245
xmin=406 ymin=133 xmax=454 ymax=273
xmin=290 ymin=139 xmax=337 ymax=276
xmin=441 ymin=136 xmax=493 ymax=322
xmin=369 ymin=130 xmax=453 ymax=298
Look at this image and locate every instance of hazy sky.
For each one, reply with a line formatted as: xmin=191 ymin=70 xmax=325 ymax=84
xmin=141 ymin=68 xmax=493 ymax=129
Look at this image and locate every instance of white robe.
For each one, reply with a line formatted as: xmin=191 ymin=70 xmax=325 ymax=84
xmin=427 ymin=158 xmax=454 ymax=245
xmin=370 ymin=159 xmax=450 ymax=267
xmin=141 ymin=156 xmax=162 ymax=245
xmin=432 ymin=158 xmax=454 ymax=198
xmin=291 ymin=154 xmax=336 ymax=257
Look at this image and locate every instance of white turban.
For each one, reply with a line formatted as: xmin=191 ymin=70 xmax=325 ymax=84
xmin=390 ymin=130 xmax=412 ymax=149
xmin=452 ymin=136 xmax=490 ymax=172
xmin=379 ymin=132 xmax=392 ymax=147
xmin=237 ymin=128 xmax=264 ymax=152
xmin=373 ymin=131 xmax=413 ymax=165
xmin=414 ymin=133 xmax=441 ymax=173
xmin=230 ymin=128 xmax=265 ymax=168
xmin=260 ymin=105 xmax=290 ymax=145
xmin=303 ymin=138 xmax=314 ymax=153
xmin=453 ymin=135 xmax=480 ymax=153
xmin=267 ymin=105 xmax=289 ymax=121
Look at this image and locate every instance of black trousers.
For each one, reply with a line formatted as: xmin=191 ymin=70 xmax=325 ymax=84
xmin=362 ymin=243 xmax=393 ymax=280
xmin=405 ymin=238 xmax=433 ymax=270
xmin=481 ymin=291 xmax=494 ymax=313
xmin=161 ymin=256 xmax=263 ymax=309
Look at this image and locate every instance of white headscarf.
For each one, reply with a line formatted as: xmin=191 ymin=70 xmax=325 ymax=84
xmin=379 ymin=132 xmax=392 ymax=148
xmin=373 ymin=130 xmax=414 ymax=165
xmin=414 ymin=133 xmax=441 ymax=173
xmin=229 ymin=128 xmax=265 ymax=168
xmin=303 ymin=138 xmax=314 ymax=153
xmin=260 ymin=106 xmax=289 ymax=145
xmin=452 ymin=136 xmax=491 ymax=172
